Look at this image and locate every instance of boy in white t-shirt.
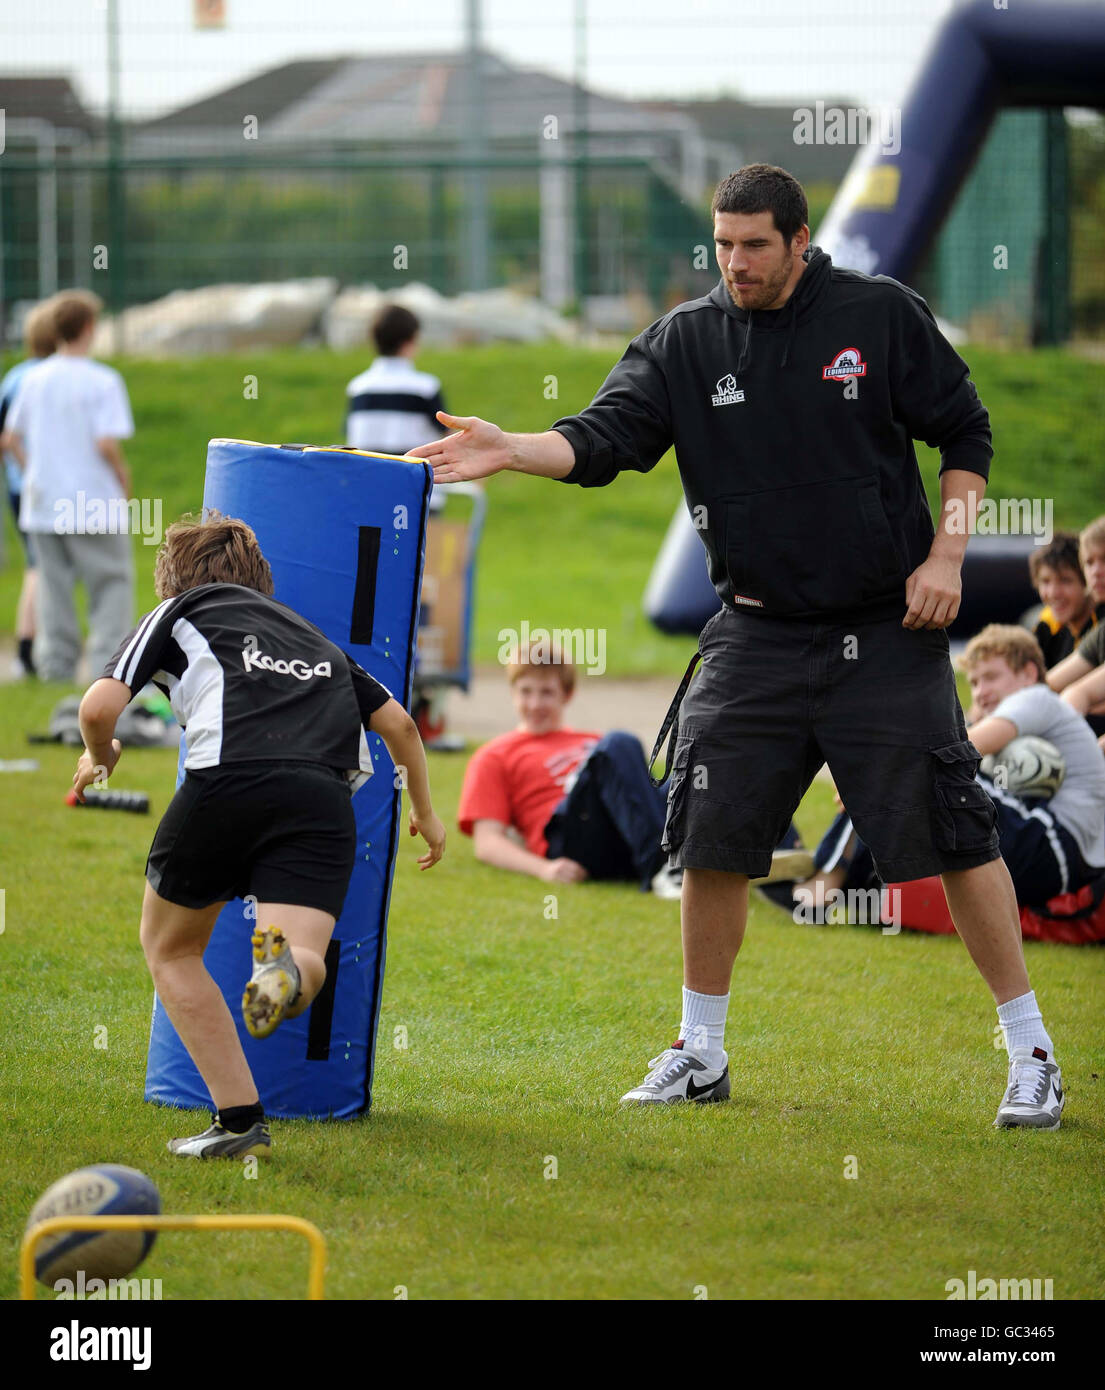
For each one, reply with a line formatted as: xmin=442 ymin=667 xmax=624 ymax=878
xmin=7 ymin=290 xmax=135 ymax=682
xmin=799 ymin=624 xmax=1105 ymax=913
xmin=0 ymin=299 xmax=58 ymax=677
xmin=961 ymin=625 xmax=1105 ymax=902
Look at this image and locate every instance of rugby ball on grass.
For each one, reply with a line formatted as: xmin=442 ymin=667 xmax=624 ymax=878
xmin=980 ymin=736 xmax=1066 ymax=799
xmin=26 ymin=1164 xmax=160 ymax=1286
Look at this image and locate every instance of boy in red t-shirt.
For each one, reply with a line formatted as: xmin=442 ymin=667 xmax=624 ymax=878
xmin=458 ymin=643 xmax=682 ymax=895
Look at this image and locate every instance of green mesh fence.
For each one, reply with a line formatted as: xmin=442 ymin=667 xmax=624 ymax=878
xmin=0 ymin=149 xmax=716 ymax=340
xmin=2 ymin=111 xmax=1101 ymax=345
xmin=915 ymin=108 xmax=1083 ymax=346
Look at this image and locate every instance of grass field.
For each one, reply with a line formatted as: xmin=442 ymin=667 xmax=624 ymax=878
xmin=1 ymin=677 xmax=1103 ymax=1302
xmin=1 ymin=341 xmax=1103 ymax=1302
xmin=2 ymin=340 xmax=1104 ymax=678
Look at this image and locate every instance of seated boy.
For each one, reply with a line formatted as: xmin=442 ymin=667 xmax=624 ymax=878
xmin=458 ymin=643 xmax=808 ymax=898
xmin=795 ymin=625 xmax=1105 ymax=917
xmin=1046 ymin=516 xmax=1105 ymax=742
xmin=1028 ymin=531 xmax=1105 ymax=670
xmin=457 ymin=642 xmax=680 ymax=895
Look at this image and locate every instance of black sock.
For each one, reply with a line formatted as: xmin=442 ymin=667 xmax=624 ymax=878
xmin=18 ymin=638 xmax=35 ymax=675
xmin=217 ymin=1102 xmax=265 ymax=1134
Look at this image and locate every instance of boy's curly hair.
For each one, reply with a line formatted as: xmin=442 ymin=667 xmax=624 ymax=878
xmin=154 ymin=510 xmax=274 ymax=599
xmin=959 ymin=624 xmax=1047 ymax=684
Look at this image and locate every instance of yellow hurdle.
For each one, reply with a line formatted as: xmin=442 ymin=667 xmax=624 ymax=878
xmin=20 ymin=1214 xmax=327 ymax=1300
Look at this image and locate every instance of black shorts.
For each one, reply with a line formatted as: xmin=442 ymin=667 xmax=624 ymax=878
xmin=662 ymin=606 xmax=1001 ymax=882
xmin=147 ymin=761 xmax=357 ymax=917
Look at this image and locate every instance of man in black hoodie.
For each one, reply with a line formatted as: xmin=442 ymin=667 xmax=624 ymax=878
xmin=410 ymin=165 xmax=1064 ymax=1132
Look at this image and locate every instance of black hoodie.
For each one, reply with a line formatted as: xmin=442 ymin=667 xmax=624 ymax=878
xmin=552 ymin=246 xmax=992 ymax=622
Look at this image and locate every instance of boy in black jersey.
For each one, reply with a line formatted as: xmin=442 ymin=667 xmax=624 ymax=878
xmin=72 ymin=513 xmax=446 ymax=1159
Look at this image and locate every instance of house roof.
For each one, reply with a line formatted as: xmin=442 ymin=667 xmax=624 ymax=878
xmin=0 ymin=75 xmax=100 ymax=137
xmin=643 ymin=97 xmax=857 ymax=184
xmin=136 ymin=50 xmax=690 ymax=148
xmin=140 ymin=58 xmax=348 ymax=131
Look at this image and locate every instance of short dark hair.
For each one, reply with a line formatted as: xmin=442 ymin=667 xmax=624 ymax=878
xmin=373 ymin=304 xmax=420 ymax=356
xmin=711 ymin=165 xmax=808 ymax=244
xmin=1028 ymin=531 xmax=1085 ymax=588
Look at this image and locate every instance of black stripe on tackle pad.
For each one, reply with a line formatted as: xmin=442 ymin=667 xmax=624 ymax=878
xmin=350 ymin=525 xmax=381 ymax=646
xmin=306 ymin=939 xmax=342 ymax=1061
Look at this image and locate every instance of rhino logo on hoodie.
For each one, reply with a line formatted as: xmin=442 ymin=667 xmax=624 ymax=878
xmin=711 ymin=373 xmax=745 ymax=406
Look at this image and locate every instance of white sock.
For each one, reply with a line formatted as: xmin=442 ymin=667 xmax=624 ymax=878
xmin=997 ymin=991 xmax=1053 ymax=1057
xmin=679 ymin=987 xmax=729 ymax=1067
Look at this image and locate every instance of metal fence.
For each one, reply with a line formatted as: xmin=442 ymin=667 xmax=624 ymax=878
xmin=916 ymin=109 xmax=1072 ymax=346
xmin=0 ymin=146 xmax=718 ymax=344
xmin=1 ymin=114 xmax=1102 ymax=347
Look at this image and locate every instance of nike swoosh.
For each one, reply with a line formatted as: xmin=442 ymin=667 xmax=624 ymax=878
xmin=686 ymin=1071 xmax=722 ymax=1100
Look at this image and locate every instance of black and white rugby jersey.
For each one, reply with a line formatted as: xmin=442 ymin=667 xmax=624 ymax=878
xmin=103 ymin=583 xmax=393 ymax=778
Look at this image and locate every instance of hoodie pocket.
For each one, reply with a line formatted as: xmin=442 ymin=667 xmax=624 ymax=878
xmin=722 ymin=476 xmax=902 ymax=614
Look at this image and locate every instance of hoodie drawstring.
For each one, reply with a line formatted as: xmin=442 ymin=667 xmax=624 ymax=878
xmin=736 ymin=305 xmax=798 ymax=375
xmin=735 ymin=316 xmax=752 ymax=377
xmin=781 ymin=311 xmax=797 ymax=369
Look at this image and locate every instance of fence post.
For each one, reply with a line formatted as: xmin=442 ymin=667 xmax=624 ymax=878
xmin=106 ymin=0 xmax=127 ymax=353
xmin=1041 ymin=108 xmax=1070 ymax=346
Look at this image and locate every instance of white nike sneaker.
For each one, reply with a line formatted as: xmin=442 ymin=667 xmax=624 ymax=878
xmin=620 ymin=1040 xmax=729 ymax=1105
xmin=994 ymin=1045 xmax=1065 ymax=1130
xmin=167 ymin=1119 xmax=272 ymax=1160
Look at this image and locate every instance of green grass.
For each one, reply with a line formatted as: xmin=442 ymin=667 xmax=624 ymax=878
xmin=1 ymin=679 xmax=1103 ymax=1301
xmin=2 ymin=343 xmax=1104 ymax=1300
xmin=2 ymin=341 xmax=1104 ymax=677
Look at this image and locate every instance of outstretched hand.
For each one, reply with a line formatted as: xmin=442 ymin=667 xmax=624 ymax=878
xmin=407 ymin=411 xmax=511 ymax=483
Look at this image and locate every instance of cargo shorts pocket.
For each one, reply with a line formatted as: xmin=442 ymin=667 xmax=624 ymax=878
xmin=930 ymin=740 xmax=997 ymax=853
xmin=661 ymin=734 xmax=694 ymax=851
